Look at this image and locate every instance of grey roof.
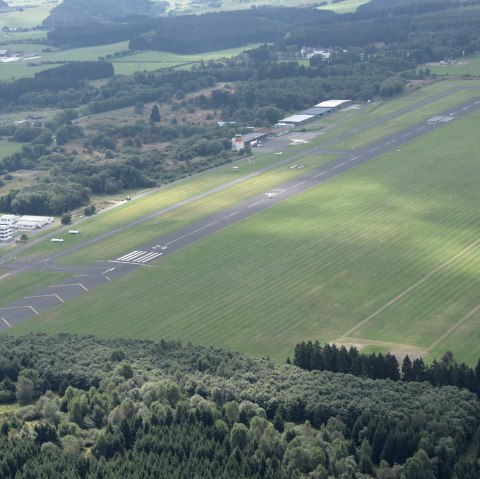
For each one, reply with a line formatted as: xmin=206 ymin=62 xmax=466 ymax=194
xmin=301 ymin=107 xmax=333 ymax=116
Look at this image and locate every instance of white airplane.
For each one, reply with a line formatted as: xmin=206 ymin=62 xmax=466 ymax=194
xmin=265 ymin=192 xmax=277 ymax=198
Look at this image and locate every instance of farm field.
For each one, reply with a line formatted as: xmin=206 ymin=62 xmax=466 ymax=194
xmin=169 ymin=0 xmax=368 ymax=14
xmin=11 ymin=107 xmax=480 ymax=364
xmin=111 ymin=44 xmax=262 ymax=76
xmin=0 ymin=42 xmax=262 ymax=81
xmin=0 ymin=5 xmax=51 ymax=29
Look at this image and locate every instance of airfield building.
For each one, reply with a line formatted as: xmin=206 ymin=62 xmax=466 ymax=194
xmin=279 ymin=114 xmax=316 ymax=126
xmin=0 ymin=224 xmax=13 ymax=242
xmin=314 ymin=99 xmax=352 ymax=110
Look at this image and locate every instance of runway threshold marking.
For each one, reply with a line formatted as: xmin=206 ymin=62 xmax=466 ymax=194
xmin=336 ymin=237 xmax=480 ymax=341
xmin=0 ymin=318 xmax=11 ymax=327
xmin=25 ymin=294 xmax=64 ymax=303
xmin=313 ymin=172 xmax=326 ymax=178
xmin=51 ymin=283 xmax=88 ymax=292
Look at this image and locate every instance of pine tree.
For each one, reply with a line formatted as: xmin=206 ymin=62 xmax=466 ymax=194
xmin=150 ymin=105 xmax=161 ymax=123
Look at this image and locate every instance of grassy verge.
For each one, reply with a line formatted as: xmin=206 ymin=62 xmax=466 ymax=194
xmin=0 ymin=271 xmax=70 ymax=307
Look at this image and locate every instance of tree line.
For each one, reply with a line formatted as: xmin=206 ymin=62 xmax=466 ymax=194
xmin=292 ymin=341 xmax=480 ymax=396
xmin=0 ymin=333 xmax=478 ymax=477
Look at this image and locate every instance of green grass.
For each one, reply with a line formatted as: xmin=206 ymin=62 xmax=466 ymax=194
xmin=111 ymin=44 xmax=262 ymax=76
xmin=0 ymin=42 xmax=261 ymax=81
xmin=11 ymin=107 xmax=480 ymax=364
xmin=17 ymin=152 xmax=334 ymax=264
xmin=321 ymin=0 xmax=370 ymax=13
xmin=331 ymin=89 xmax=480 ymax=150
xmin=0 ymin=271 xmax=69 ymax=307
xmin=0 ymin=30 xmax=47 ymax=44
xmin=0 ymin=140 xmax=21 ymax=160
xmin=0 ymin=5 xmax=51 ymax=29
xmin=425 ymin=54 xmax=480 ymax=77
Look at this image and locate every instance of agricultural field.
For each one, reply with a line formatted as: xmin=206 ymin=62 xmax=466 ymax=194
xmin=111 ymin=44 xmax=262 ymax=76
xmin=0 ymin=41 xmax=261 ymax=81
xmin=11 ymin=106 xmax=480 ymax=364
xmin=168 ymin=0 xmax=368 ymax=15
xmin=0 ymin=5 xmax=52 ymax=29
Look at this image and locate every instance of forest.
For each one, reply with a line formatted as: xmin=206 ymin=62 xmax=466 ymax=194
xmin=292 ymin=341 xmax=480 ymax=396
xmin=0 ymin=334 xmax=479 ymax=478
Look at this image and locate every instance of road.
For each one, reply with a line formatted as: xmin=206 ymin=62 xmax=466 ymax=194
xmin=1 ymin=93 xmax=479 ymax=330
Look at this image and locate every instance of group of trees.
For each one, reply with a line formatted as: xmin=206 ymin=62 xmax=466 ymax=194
xmin=0 ymin=333 xmax=478 ymax=478
xmin=293 ymin=341 xmax=480 ymax=396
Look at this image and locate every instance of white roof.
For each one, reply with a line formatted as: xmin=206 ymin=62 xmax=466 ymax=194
xmin=280 ymin=114 xmax=315 ymax=123
xmin=20 ymin=215 xmax=53 ymax=221
xmin=315 ymin=99 xmax=351 ymax=108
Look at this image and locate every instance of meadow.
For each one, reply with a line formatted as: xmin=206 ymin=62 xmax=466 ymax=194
xmin=11 ymin=105 xmax=480 ymax=364
xmin=0 ymin=139 xmax=21 ymax=161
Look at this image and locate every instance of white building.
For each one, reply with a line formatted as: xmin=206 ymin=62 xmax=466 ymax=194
xmin=0 ymin=224 xmax=13 ymax=242
xmin=315 ymin=99 xmax=352 ymax=110
xmin=0 ymin=214 xmax=20 ymax=226
xmin=15 ymin=216 xmax=54 ymax=229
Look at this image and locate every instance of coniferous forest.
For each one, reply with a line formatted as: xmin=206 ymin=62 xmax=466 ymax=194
xmin=0 ymin=334 xmax=479 ymax=478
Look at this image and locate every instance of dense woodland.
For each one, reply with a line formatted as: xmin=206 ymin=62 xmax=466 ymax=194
xmin=0 ymin=334 xmax=479 ymax=478
xmin=293 ymin=341 xmax=480 ymax=396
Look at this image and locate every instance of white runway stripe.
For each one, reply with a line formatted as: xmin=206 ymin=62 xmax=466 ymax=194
xmin=117 ymin=250 xmax=144 ymax=261
xmin=115 ymin=250 xmax=163 ymax=263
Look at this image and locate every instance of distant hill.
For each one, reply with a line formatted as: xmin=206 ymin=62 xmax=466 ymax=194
xmin=42 ymin=0 xmax=167 ymax=28
xmin=0 ymin=0 xmax=10 ymax=10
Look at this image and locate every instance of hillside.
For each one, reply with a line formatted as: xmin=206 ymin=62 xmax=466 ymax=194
xmin=42 ymin=0 xmax=166 ymax=28
xmin=0 ymin=334 xmax=479 ymax=477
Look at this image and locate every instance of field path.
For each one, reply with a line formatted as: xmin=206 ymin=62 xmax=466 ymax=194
xmin=335 ymin=237 xmax=480 ymax=341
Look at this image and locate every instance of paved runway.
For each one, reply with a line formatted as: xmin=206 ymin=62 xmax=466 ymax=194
xmin=1 ymin=94 xmax=479 ymax=330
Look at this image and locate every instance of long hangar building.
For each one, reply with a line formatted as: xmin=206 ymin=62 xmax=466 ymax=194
xmin=278 ymin=99 xmax=352 ymax=126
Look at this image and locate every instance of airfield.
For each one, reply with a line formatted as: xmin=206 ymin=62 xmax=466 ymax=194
xmin=1 ymin=81 xmax=480 ymax=363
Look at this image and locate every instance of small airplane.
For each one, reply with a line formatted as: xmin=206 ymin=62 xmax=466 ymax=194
xmin=265 ymin=192 xmax=277 ymax=198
